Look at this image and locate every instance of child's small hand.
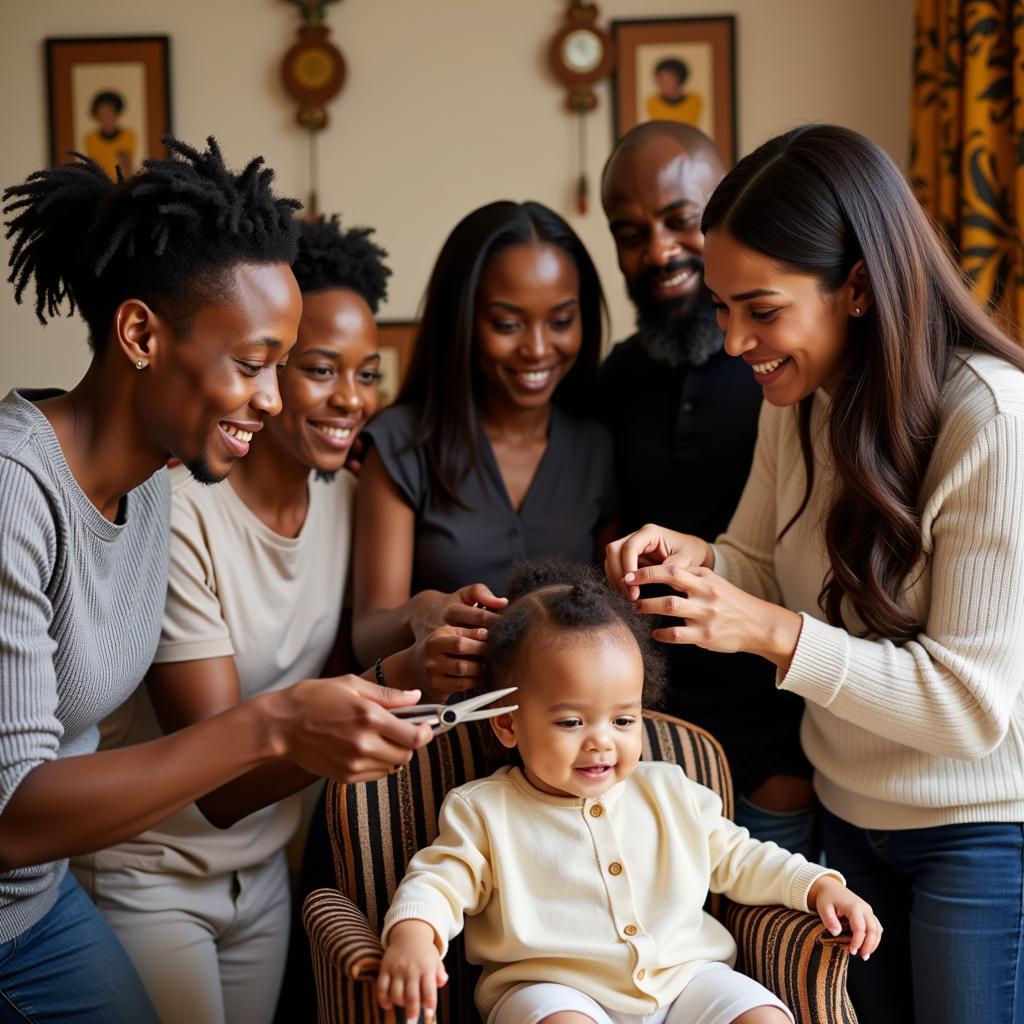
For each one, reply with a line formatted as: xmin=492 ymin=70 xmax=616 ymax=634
xmin=808 ymin=875 xmax=883 ymax=960
xmin=378 ymin=919 xmax=448 ymax=1022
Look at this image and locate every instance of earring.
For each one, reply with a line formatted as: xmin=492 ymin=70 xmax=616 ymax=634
xmin=135 ymin=360 xmax=147 ymax=370
xmin=853 ymin=307 xmax=863 ymax=316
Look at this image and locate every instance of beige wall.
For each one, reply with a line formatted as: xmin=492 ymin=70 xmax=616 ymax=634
xmin=0 ymin=0 xmax=913 ymax=394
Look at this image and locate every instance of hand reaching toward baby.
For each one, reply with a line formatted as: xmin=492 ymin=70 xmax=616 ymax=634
xmin=378 ymin=919 xmax=448 ymax=1023
xmin=807 ymin=875 xmax=883 ymax=960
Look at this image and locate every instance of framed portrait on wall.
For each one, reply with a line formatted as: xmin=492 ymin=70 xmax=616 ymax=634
xmin=376 ymin=321 xmax=418 ymax=407
xmin=46 ymin=36 xmax=172 ymax=180
xmin=611 ymin=17 xmax=736 ymax=164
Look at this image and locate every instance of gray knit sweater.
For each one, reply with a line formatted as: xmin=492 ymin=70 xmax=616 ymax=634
xmin=0 ymin=389 xmax=169 ymax=941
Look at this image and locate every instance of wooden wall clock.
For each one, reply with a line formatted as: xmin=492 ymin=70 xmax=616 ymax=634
xmin=548 ymin=0 xmax=616 ymax=113
xmin=547 ymin=1 xmax=616 ymax=213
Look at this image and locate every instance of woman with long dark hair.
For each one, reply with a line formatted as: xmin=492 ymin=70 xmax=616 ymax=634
xmin=606 ymin=124 xmax=1024 ymax=1022
xmin=353 ymin=201 xmax=617 ymax=691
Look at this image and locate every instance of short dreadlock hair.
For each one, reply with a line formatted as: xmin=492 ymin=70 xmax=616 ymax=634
xmin=3 ymin=136 xmax=301 ymax=352
xmin=291 ymin=214 xmax=391 ymax=313
xmin=487 ymin=556 xmax=666 ymax=707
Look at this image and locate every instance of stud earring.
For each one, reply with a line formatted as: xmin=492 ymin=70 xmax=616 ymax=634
xmin=853 ymin=307 xmax=863 ymax=316
xmin=135 ymin=360 xmax=147 ymax=370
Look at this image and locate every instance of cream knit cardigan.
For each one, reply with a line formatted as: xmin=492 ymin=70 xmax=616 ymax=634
xmin=713 ymin=351 xmax=1024 ymax=830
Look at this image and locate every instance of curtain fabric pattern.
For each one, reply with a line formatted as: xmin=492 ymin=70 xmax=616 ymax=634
xmin=911 ymin=0 xmax=1024 ymax=338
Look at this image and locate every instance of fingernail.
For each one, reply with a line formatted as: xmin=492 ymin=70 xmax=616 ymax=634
xmin=830 ymin=926 xmax=841 ymax=935
xmin=625 ymin=572 xmax=635 ymax=582
xmin=863 ymin=954 xmax=870 ymax=961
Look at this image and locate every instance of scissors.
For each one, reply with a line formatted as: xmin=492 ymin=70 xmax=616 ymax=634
xmin=392 ymin=688 xmax=518 ymax=735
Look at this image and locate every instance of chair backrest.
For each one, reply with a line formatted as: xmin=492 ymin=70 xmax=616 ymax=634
xmin=325 ymin=710 xmax=733 ymax=1021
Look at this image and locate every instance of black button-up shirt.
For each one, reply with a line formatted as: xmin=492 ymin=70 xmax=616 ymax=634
xmin=598 ymin=336 xmax=811 ymax=793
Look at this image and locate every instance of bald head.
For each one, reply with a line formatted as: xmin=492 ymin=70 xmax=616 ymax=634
xmin=601 ymin=121 xmax=724 ymax=203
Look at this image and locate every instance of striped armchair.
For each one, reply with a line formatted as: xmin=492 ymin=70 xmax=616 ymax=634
xmin=303 ymin=711 xmax=857 ymax=1024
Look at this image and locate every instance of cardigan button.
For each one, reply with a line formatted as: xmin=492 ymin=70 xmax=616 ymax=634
xmin=624 ymin=924 xmax=638 ymax=937
xmin=589 ymin=804 xmax=604 ymax=818
xmin=609 ymin=862 xmax=623 ymax=876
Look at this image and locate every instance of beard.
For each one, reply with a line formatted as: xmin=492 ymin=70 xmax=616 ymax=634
xmin=627 ymin=258 xmax=724 ymax=368
xmin=185 ymin=455 xmax=228 ymax=486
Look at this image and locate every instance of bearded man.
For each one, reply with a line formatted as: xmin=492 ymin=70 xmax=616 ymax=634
xmin=599 ymin=121 xmax=818 ymax=857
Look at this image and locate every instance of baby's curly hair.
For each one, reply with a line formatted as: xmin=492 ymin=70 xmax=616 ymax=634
xmin=487 ymin=556 xmax=666 ymax=707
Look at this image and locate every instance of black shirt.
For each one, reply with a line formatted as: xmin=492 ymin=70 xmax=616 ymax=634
xmin=598 ymin=336 xmax=811 ymax=793
xmin=363 ymin=403 xmax=616 ymax=596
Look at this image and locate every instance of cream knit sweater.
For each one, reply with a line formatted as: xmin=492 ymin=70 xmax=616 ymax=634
xmin=713 ymin=351 xmax=1024 ymax=830
xmin=383 ymin=763 xmax=834 ymax=1018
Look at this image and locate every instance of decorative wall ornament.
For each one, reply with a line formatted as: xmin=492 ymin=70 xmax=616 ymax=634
xmin=280 ymin=0 xmax=345 ymax=215
xmin=548 ymin=1 xmax=616 ymax=214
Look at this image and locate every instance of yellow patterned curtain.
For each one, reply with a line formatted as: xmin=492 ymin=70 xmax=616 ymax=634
xmin=911 ymin=0 xmax=1024 ymax=340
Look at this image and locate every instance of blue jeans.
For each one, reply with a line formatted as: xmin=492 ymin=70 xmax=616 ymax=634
xmin=822 ymin=808 xmax=1024 ymax=1024
xmin=734 ymin=793 xmax=821 ymax=861
xmin=0 ymin=871 xmax=159 ymax=1023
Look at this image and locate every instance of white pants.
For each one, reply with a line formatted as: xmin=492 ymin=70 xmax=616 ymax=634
xmin=488 ymin=963 xmax=794 ymax=1024
xmin=74 ymin=851 xmax=291 ymax=1024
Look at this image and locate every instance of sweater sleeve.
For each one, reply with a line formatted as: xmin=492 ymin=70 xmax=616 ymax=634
xmin=780 ymin=413 xmax=1024 ymax=760
xmin=691 ymin=778 xmax=839 ymax=912
xmin=711 ymin=402 xmax=785 ymax=604
xmin=0 ymin=461 xmax=60 ymax=813
xmin=381 ymin=790 xmax=493 ymax=956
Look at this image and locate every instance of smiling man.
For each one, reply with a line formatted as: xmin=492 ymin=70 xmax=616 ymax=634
xmin=598 ymin=121 xmax=818 ymax=858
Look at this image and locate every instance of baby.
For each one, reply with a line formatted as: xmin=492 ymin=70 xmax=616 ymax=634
xmin=379 ymin=558 xmax=881 ymax=1024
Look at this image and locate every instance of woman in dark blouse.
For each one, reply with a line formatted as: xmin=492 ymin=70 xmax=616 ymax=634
xmin=353 ymin=201 xmax=616 ymax=698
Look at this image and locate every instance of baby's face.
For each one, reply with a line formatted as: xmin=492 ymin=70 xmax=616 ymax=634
xmin=495 ymin=627 xmax=645 ymax=799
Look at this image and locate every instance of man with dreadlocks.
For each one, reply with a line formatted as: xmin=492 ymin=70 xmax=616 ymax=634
xmin=0 ymin=141 xmax=432 ymax=1021
xmin=73 ymin=213 xmax=420 ymax=1024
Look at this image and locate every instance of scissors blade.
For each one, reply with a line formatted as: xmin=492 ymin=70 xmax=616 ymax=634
xmin=433 ymin=688 xmax=518 ymax=733
xmin=455 ymin=687 xmax=518 ymax=714
xmin=459 ymin=703 xmax=518 ymax=723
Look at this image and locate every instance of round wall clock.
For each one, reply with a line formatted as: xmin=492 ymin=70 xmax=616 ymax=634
xmin=548 ymin=1 xmax=615 ymax=101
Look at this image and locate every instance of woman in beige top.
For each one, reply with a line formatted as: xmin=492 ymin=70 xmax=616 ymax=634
xmin=606 ymin=125 xmax=1024 ymax=1024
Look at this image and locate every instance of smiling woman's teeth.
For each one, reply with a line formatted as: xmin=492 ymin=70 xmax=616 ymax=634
xmin=223 ymin=425 xmax=253 ymax=443
xmin=316 ymin=425 xmax=351 ymax=440
xmin=516 ymin=370 xmax=551 ymax=384
xmin=752 ymin=357 xmax=788 ymax=375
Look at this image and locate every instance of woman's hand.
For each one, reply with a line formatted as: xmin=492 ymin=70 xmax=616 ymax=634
xmin=414 ymin=624 xmax=489 ymax=702
xmin=630 ymin=563 xmax=803 ymax=670
xmin=378 ymin=919 xmax=448 ymax=1023
xmin=604 ymin=523 xmax=713 ymax=599
xmin=410 ymin=583 xmax=508 ymax=640
xmin=808 ymin=875 xmax=883 ymax=961
xmin=264 ymin=676 xmax=433 ymax=783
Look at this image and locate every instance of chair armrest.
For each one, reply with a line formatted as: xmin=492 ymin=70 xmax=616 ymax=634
xmin=722 ymin=901 xmax=858 ymax=1024
xmin=303 ymin=887 xmax=385 ymax=982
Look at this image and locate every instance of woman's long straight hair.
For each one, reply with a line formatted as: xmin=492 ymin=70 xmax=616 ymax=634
xmin=702 ymin=124 xmax=1024 ymax=640
xmin=396 ymin=200 xmax=605 ymax=508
